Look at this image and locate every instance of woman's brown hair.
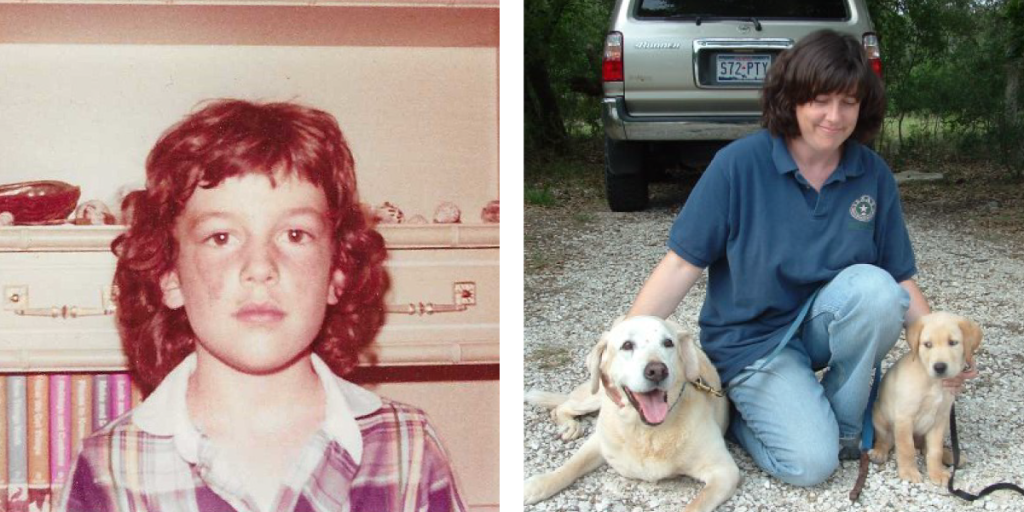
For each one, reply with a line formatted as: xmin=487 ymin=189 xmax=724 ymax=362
xmin=761 ymin=29 xmax=886 ymax=144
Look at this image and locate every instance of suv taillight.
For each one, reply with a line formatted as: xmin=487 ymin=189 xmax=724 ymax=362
xmin=863 ymin=33 xmax=883 ymax=77
xmin=603 ymin=32 xmax=624 ymax=82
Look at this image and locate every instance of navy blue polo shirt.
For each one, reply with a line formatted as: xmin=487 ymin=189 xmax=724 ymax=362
xmin=668 ymin=129 xmax=916 ymax=384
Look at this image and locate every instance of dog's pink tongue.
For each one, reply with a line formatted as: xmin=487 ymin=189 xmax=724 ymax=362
xmin=637 ymin=390 xmax=669 ymax=424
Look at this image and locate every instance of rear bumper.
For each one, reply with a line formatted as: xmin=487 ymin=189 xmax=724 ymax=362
xmin=602 ymin=97 xmax=762 ymax=141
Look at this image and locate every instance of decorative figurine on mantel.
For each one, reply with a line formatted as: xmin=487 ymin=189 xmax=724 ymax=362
xmin=375 ymin=201 xmax=405 ymax=224
xmin=433 ymin=201 xmax=462 ymax=224
xmin=0 ymin=180 xmax=80 ymax=225
xmin=481 ymin=199 xmax=499 ymax=223
xmin=73 ymin=199 xmax=118 ymax=225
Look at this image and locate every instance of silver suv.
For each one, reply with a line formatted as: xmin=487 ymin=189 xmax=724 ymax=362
xmin=602 ymin=0 xmax=881 ymax=211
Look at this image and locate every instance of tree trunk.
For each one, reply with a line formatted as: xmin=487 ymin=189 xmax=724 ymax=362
xmin=1006 ymin=58 xmax=1022 ymax=121
xmin=1006 ymin=58 xmax=1023 ymax=177
xmin=898 ymin=112 xmax=905 ymax=148
xmin=526 ymin=57 xmax=568 ymax=150
xmin=524 ymin=0 xmax=573 ymax=151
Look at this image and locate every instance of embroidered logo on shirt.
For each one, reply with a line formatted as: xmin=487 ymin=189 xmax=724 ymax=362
xmin=849 ymin=195 xmax=877 ymax=222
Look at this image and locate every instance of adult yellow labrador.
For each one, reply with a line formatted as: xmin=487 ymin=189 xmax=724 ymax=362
xmin=524 ymin=316 xmax=739 ymax=512
xmin=869 ymin=312 xmax=982 ymax=485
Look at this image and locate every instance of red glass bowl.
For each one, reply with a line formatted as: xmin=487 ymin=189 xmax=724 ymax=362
xmin=0 ymin=181 xmax=81 ymax=225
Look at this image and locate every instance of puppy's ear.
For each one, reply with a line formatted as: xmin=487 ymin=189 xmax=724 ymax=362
xmin=905 ymin=318 xmax=924 ymax=354
xmin=958 ymin=317 xmax=982 ymax=362
xmin=587 ymin=334 xmax=609 ymax=395
xmin=666 ymin=318 xmax=700 ymax=382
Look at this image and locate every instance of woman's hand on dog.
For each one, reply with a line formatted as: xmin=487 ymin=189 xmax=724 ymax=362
xmin=942 ymin=361 xmax=979 ymax=395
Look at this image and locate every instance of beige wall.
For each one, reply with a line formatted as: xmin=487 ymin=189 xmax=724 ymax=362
xmin=0 ymin=43 xmax=498 ymax=222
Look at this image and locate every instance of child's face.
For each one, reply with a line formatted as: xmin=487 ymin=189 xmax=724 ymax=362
xmin=160 ymin=173 xmax=341 ymax=375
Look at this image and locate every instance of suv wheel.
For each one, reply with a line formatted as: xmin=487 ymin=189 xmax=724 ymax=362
xmin=604 ymin=137 xmax=649 ymax=211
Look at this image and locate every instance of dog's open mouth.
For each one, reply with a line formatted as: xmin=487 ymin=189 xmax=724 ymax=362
xmin=623 ymin=387 xmax=669 ymax=425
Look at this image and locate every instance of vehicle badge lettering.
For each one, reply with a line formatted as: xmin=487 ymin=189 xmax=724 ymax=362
xmin=849 ymin=195 xmax=876 ymax=222
xmin=634 ymin=42 xmax=681 ymax=50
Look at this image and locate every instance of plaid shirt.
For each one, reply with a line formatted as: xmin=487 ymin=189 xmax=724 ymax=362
xmin=55 ymin=354 xmax=467 ymax=512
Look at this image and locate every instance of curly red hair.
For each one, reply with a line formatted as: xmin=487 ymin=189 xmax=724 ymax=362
xmin=112 ymin=99 xmax=388 ymax=393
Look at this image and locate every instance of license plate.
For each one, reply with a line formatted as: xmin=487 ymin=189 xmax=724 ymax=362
xmin=716 ymin=54 xmax=771 ymax=83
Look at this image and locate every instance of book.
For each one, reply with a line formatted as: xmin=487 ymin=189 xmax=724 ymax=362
xmin=110 ymin=373 xmax=131 ymax=420
xmin=26 ymin=375 xmax=50 ymax=512
xmin=92 ymin=375 xmax=110 ymax=431
xmin=7 ymin=376 xmax=27 ymax=512
xmin=131 ymin=379 xmax=144 ymax=409
xmin=48 ymin=375 xmax=71 ymax=503
xmin=69 ymin=375 xmax=92 ymax=460
xmin=1 ymin=377 xmax=9 ymax=512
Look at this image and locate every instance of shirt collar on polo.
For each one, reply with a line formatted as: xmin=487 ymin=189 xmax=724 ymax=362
xmin=131 ymin=352 xmax=382 ymax=465
xmin=769 ymin=133 xmax=865 ymax=183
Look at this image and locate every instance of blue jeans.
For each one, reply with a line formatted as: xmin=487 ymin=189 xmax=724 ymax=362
xmin=726 ymin=264 xmax=910 ymax=487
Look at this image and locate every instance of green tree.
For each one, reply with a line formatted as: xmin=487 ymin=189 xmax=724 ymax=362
xmin=867 ymin=0 xmax=977 ymax=143
xmin=525 ymin=0 xmax=612 ymax=152
xmin=868 ymin=0 xmax=1022 ymax=174
xmin=526 ymin=0 xmax=571 ymax=151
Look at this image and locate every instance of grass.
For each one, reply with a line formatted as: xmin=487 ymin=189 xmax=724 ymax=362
xmin=571 ymin=212 xmax=595 ymax=224
xmin=525 ymin=137 xmax=607 ymax=209
xmin=525 ymin=248 xmax=555 ymax=272
xmin=876 ymin=115 xmax=1024 ymax=177
xmin=525 ymin=186 xmax=556 ymax=206
xmin=528 ymin=344 xmax=575 ymax=370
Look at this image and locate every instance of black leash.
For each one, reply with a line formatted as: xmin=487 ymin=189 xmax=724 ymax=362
xmin=849 ymin=363 xmax=882 ymax=502
xmin=947 ymin=404 xmax=1024 ymax=500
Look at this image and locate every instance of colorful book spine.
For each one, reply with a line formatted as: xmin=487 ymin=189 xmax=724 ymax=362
xmin=110 ymin=373 xmax=131 ymax=420
xmin=48 ymin=375 xmax=72 ymax=503
xmin=69 ymin=375 xmax=93 ymax=460
xmin=1 ymin=377 xmax=8 ymax=512
xmin=7 ymin=376 xmax=27 ymax=512
xmin=26 ymin=376 xmax=50 ymax=512
xmin=92 ymin=375 xmax=110 ymax=431
xmin=131 ymin=380 xmax=144 ymax=409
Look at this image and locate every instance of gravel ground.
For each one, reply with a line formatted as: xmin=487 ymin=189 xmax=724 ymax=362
xmin=523 ymin=179 xmax=1024 ymax=512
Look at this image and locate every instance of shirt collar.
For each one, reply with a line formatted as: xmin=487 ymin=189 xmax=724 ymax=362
xmin=769 ymin=133 xmax=865 ymax=182
xmin=131 ymin=352 xmax=381 ymax=465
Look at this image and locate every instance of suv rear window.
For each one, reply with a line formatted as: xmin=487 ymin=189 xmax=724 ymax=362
xmin=636 ymin=0 xmax=849 ymax=20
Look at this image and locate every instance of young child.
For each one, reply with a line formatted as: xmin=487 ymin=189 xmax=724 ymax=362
xmin=57 ymin=100 xmax=467 ymax=512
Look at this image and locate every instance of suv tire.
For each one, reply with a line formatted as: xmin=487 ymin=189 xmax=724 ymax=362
xmin=604 ymin=137 xmax=649 ymax=211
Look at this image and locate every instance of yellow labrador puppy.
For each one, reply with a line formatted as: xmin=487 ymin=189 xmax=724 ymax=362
xmin=869 ymin=312 xmax=982 ymax=485
xmin=524 ymin=316 xmax=739 ymax=512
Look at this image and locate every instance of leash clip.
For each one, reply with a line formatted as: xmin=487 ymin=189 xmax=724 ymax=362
xmin=692 ymin=377 xmax=724 ymax=398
